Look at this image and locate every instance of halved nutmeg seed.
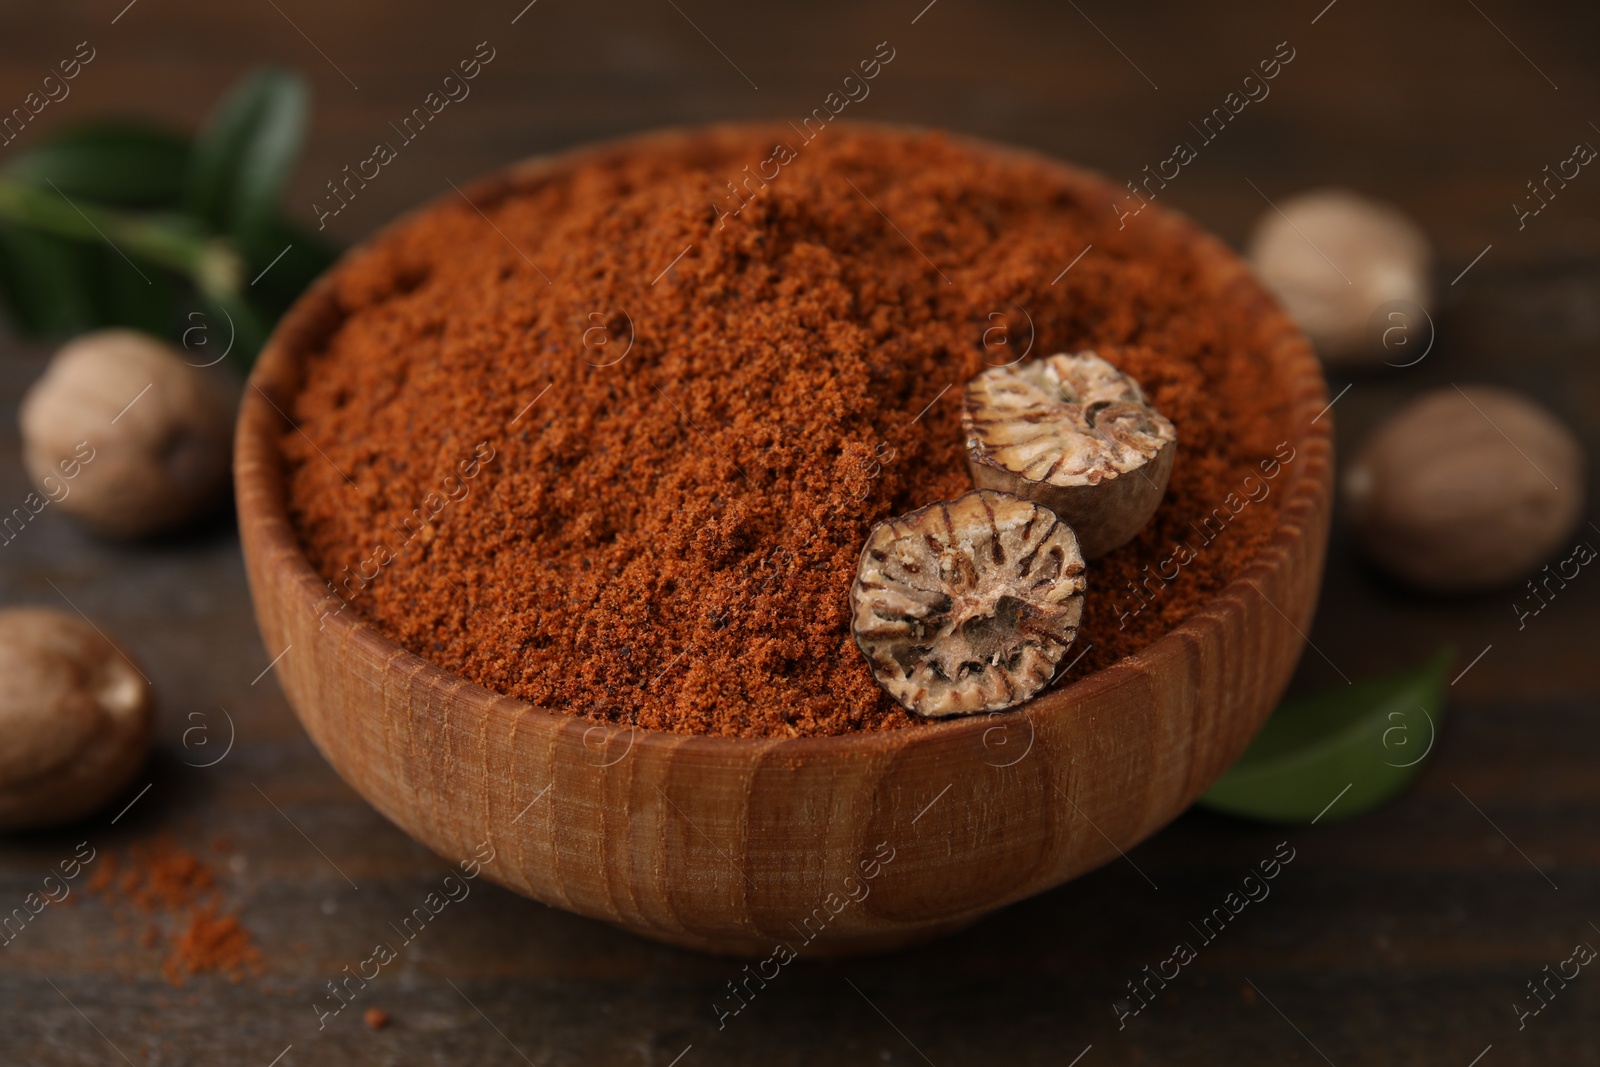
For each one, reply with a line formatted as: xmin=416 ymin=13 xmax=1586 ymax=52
xmin=963 ymin=351 xmax=1177 ymax=558
xmin=850 ymin=490 xmax=1086 ymax=718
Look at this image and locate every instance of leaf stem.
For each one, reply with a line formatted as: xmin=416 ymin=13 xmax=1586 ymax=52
xmin=0 ymin=178 xmax=243 ymax=299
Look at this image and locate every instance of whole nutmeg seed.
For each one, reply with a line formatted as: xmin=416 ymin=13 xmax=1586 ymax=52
xmin=1344 ymin=386 xmax=1585 ymax=592
xmin=21 ymin=329 xmax=236 ymax=539
xmin=0 ymin=607 xmax=154 ymax=832
xmin=1247 ymin=188 xmax=1432 ymax=367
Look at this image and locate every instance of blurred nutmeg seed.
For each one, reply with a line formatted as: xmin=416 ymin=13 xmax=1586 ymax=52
xmin=0 ymin=607 xmax=154 ymax=832
xmin=1343 ymin=386 xmax=1585 ymax=592
xmin=21 ymin=329 xmax=236 ymax=539
xmin=1248 ymin=188 xmax=1432 ymax=367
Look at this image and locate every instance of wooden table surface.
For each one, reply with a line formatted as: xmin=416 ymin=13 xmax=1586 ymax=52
xmin=2 ymin=1 xmax=1598 ymax=1063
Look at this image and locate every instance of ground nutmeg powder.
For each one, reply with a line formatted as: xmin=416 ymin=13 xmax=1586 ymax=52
xmin=284 ymin=125 xmax=1298 ymax=738
xmin=87 ymin=836 xmax=262 ymax=985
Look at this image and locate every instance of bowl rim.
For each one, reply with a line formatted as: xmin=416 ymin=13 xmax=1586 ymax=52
xmin=238 ymin=119 xmax=1331 ymax=758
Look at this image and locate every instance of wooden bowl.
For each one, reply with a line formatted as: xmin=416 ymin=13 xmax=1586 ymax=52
xmin=236 ymin=125 xmax=1332 ymax=958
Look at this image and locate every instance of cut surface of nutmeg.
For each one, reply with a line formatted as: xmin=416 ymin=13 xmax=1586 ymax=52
xmin=963 ymin=351 xmax=1176 ymax=558
xmin=0 ymin=607 xmax=154 ymax=832
xmin=1344 ymin=385 xmax=1585 ymax=592
xmin=851 ymin=490 xmax=1086 ymax=717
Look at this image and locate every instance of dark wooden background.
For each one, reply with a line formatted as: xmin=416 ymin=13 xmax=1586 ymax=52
xmin=2 ymin=0 xmax=1598 ymax=1063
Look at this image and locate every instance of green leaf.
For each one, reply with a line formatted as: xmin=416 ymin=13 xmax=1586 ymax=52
xmin=99 ymin=244 xmax=179 ymax=336
xmin=185 ymin=68 xmax=308 ymax=241
xmin=236 ymin=213 xmax=338 ymax=318
xmin=3 ymin=121 xmax=190 ymax=207
xmin=0 ymin=68 xmax=333 ymax=360
xmin=211 ymin=290 xmax=271 ymax=367
xmin=1198 ymin=647 xmax=1456 ymax=824
xmin=0 ymin=224 xmax=106 ymax=335
xmin=0 ymin=221 xmax=190 ymax=340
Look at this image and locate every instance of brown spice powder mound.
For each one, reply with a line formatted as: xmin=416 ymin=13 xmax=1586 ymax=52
xmin=163 ymin=903 xmax=262 ymax=986
xmin=89 ymin=837 xmax=262 ymax=985
xmin=284 ymin=125 xmax=1297 ymax=738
